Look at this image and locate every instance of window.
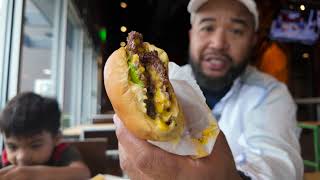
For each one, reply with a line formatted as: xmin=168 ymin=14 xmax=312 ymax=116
xmin=63 ymin=3 xmax=83 ymax=126
xmin=0 ymin=0 xmax=5 ymax=18
xmin=1 ymin=0 xmax=98 ymax=129
xmin=81 ymin=34 xmax=94 ymax=124
xmin=0 ymin=0 xmax=4 ymax=18
xmin=0 ymin=0 xmax=4 ymax=152
xmin=63 ymin=19 xmax=78 ymax=119
xmin=91 ymin=54 xmax=99 ymax=114
xmin=92 ymin=54 xmax=100 ymax=115
xmin=0 ymin=0 xmax=5 ymax=106
xmin=0 ymin=0 xmax=10 ymax=108
xmin=19 ymin=0 xmax=60 ymax=97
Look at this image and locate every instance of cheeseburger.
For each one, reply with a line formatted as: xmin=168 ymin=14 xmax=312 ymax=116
xmin=104 ymin=31 xmax=184 ymax=141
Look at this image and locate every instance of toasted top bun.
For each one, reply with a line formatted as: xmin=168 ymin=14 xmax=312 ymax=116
xmin=104 ymin=43 xmax=184 ymax=141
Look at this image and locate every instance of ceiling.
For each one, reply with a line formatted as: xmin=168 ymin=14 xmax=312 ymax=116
xmin=73 ymin=0 xmax=190 ymax=65
xmin=73 ymin=0 xmax=320 ymax=65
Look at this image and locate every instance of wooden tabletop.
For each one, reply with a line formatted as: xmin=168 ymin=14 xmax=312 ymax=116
xmin=63 ymin=123 xmax=116 ymax=137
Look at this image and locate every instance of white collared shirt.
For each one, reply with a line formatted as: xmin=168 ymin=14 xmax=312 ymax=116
xmin=181 ymin=64 xmax=303 ymax=180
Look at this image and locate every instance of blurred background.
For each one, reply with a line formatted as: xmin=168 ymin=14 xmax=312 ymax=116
xmin=0 ymin=0 xmax=320 ymax=178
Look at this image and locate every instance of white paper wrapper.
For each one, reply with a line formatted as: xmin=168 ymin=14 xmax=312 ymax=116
xmin=148 ymin=62 xmax=220 ymax=158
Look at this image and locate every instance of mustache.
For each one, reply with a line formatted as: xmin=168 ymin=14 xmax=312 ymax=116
xmin=202 ymin=50 xmax=233 ymax=63
xmin=188 ymin=51 xmax=249 ymax=92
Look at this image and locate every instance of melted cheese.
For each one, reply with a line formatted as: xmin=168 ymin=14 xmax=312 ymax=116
xmin=148 ymin=68 xmax=172 ymax=125
xmin=155 ymin=118 xmax=169 ymax=131
xmin=128 ymin=51 xmax=173 ymax=131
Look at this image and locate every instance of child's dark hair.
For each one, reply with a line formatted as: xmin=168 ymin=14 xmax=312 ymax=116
xmin=0 ymin=92 xmax=61 ymax=137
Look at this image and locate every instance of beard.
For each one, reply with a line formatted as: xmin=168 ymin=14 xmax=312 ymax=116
xmin=189 ymin=55 xmax=249 ymax=93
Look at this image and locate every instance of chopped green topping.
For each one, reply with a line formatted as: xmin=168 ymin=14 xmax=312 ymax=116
xmin=128 ymin=62 xmax=144 ymax=87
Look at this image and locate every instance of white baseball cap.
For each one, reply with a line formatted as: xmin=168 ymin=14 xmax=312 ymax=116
xmin=188 ymin=0 xmax=259 ymax=31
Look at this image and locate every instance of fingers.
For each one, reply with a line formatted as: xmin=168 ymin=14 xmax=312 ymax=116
xmin=0 ymin=166 xmax=19 ymax=180
xmin=113 ymin=114 xmax=151 ymax=155
xmin=214 ymin=131 xmax=228 ymax=150
xmin=114 ymin=115 xmax=155 ymax=173
xmin=118 ymin=143 xmax=150 ymax=180
xmin=114 ymin=114 xmax=179 ymax=179
xmin=204 ymin=131 xmax=239 ymax=179
xmin=0 ymin=165 xmax=14 ymax=177
xmin=212 ymin=131 xmax=234 ymax=158
xmin=114 ymin=114 xmax=187 ymax=180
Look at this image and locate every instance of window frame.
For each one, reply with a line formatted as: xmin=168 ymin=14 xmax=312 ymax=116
xmin=58 ymin=1 xmax=85 ymax=127
xmin=81 ymin=33 xmax=94 ymax=124
xmin=6 ymin=0 xmax=24 ymax=101
xmin=0 ymin=0 xmax=13 ymax=109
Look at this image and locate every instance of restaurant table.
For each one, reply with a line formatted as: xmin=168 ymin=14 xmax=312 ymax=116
xmin=63 ymin=123 xmax=122 ymax=176
xmin=63 ymin=123 xmax=116 ymax=140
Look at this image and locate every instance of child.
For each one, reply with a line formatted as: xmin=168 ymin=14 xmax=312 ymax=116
xmin=0 ymin=92 xmax=90 ymax=179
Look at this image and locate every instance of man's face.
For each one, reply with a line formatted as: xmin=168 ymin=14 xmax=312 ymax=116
xmin=189 ymin=0 xmax=257 ymax=91
xmin=4 ymin=131 xmax=60 ymax=166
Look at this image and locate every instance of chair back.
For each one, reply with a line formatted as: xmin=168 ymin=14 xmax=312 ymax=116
xmin=64 ymin=138 xmax=108 ymax=176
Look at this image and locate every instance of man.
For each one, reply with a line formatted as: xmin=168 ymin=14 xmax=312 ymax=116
xmin=114 ymin=0 xmax=303 ymax=179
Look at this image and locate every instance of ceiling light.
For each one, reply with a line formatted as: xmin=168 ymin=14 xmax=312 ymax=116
xmin=120 ymin=26 xmax=127 ymax=32
xmin=43 ymin=69 xmax=51 ymax=75
xmin=302 ymin=53 xmax=309 ymax=59
xmin=120 ymin=2 xmax=127 ymax=9
xmin=300 ymin=5 xmax=305 ymax=11
xmin=120 ymin=42 xmax=126 ymax=47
